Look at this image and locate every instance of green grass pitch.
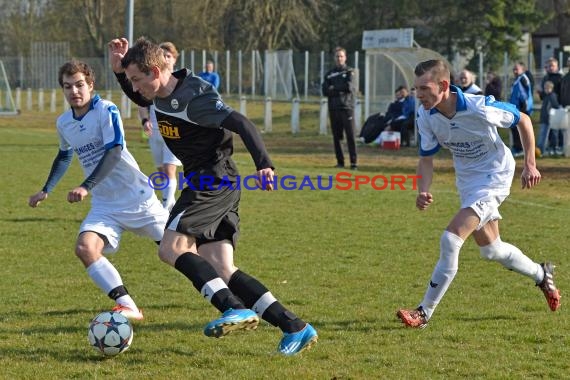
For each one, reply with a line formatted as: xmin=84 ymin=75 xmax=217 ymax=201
xmin=0 ymin=99 xmax=569 ymax=379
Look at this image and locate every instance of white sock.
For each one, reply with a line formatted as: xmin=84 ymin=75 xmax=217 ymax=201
xmin=86 ymin=257 xmax=138 ymax=310
xmin=86 ymin=257 xmax=122 ymax=294
xmin=480 ymin=237 xmax=543 ymax=283
xmin=162 ymin=177 xmax=177 ymax=210
xmin=420 ymin=231 xmax=464 ymax=320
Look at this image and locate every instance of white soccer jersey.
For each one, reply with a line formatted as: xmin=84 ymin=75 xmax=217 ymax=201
xmin=149 ymin=104 xmax=159 ymax=132
xmin=417 ymin=86 xmax=519 ymax=196
xmin=56 ymin=95 xmax=153 ymax=209
xmin=147 ymin=104 xmax=181 ymax=167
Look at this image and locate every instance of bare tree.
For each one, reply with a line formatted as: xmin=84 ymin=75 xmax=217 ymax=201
xmin=81 ymin=0 xmax=105 ymax=56
xmin=223 ymin=0 xmax=322 ymax=51
xmin=0 ymin=0 xmax=49 ymax=55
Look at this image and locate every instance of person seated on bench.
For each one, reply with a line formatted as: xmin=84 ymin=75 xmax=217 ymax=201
xmin=384 ymin=86 xmax=415 ymax=146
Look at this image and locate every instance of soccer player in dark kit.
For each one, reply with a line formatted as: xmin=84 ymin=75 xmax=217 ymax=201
xmin=108 ymin=37 xmax=317 ymax=356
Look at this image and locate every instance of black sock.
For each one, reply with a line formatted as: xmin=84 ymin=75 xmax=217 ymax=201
xmin=174 ymin=252 xmax=244 ymax=313
xmin=108 ymin=285 xmax=128 ymax=300
xmin=228 ymin=270 xmax=305 ymax=333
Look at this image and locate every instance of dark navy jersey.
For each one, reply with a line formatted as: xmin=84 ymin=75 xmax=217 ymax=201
xmin=116 ymin=69 xmax=272 ymax=181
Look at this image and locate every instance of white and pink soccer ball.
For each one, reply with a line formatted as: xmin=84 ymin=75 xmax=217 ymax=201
xmin=88 ymin=311 xmax=133 ymax=356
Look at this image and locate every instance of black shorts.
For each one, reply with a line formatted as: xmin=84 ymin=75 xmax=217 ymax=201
xmin=167 ymin=186 xmax=240 ymax=248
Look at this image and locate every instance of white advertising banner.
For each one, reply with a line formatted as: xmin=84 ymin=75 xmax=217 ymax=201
xmin=362 ymin=29 xmax=414 ymax=49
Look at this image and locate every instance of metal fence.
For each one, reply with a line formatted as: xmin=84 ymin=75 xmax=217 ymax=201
xmin=1 ymin=43 xmax=558 ymax=122
xmin=0 ymin=44 xmax=366 ymax=101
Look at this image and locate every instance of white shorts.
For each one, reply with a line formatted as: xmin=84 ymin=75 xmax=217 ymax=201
xmin=79 ymin=196 xmax=169 ymax=254
xmin=149 ymin=132 xmax=182 ymax=167
xmin=460 ymin=189 xmax=509 ymax=230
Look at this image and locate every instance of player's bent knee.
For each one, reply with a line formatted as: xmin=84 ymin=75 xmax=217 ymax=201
xmin=157 ymin=244 xmax=182 ymax=266
xmin=157 ymin=245 xmax=171 ymax=264
xmin=74 ymin=243 xmax=103 ymax=267
xmin=479 ymin=242 xmax=502 ymax=261
xmin=440 ymin=231 xmax=463 ymax=258
xmin=75 ymin=242 xmax=93 ymax=258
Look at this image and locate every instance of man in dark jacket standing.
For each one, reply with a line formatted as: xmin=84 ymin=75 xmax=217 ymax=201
xmin=560 ymin=57 xmax=570 ymax=107
xmin=322 ymin=47 xmax=357 ymax=170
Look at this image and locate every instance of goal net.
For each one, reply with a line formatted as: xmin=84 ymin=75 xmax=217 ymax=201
xmin=0 ymin=60 xmax=17 ymax=115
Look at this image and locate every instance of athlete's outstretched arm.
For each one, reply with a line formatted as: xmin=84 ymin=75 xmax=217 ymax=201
xmin=108 ymin=38 xmax=152 ymax=108
xmin=221 ymin=111 xmax=274 ymax=190
xmin=221 ymin=111 xmax=273 ymax=171
xmin=28 ymin=149 xmax=73 ymax=207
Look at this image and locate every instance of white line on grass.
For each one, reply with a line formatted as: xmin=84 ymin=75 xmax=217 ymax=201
xmin=434 ymin=189 xmax=567 ymax=211
xmin=504 ymin=198 xmax=568 ymax=211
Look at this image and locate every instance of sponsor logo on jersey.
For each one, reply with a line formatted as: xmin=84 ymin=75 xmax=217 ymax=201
xmin=74 ymin=140 xmax=103 ymax=155
xmin=171 ymin=99 xmax=179 ymax=109
xmin=215 ymin=100 xmax=225 ymax=111
xmin=158 ymin=120 xmax=181 ymax=139
xmin=446 ymin=141 xmax=471 ymax=148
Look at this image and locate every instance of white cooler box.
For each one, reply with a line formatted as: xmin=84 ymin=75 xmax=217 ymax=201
xmin=379 ymin=131 xmax=401 ymax=150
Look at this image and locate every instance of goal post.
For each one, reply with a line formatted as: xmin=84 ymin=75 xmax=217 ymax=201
xmin=0 ymin=60 xmax=18 ymax=115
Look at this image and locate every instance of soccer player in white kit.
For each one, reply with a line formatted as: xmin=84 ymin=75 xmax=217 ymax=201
xmin=138 ymin=42 xmax=182 ymax=211
xmin=396 ymin=60 xmax=561 ymax=328
xmin=28 ymin=61 xmax=168 ymax=321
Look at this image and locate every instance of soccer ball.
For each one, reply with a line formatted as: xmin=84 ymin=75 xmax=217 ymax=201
xmin=88 ymin=311 xmax=133 ymax=356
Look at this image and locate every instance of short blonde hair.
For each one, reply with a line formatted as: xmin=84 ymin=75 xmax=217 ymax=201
xmin=159 ymin=42 xmax=179 ymax=60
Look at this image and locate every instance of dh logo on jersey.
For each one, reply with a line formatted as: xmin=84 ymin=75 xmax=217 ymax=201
xmin=158 ymin=121 xmax=181 ymax=139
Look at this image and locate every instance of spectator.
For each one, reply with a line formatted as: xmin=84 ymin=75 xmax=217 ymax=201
xmin=537 ymin=80 xmax=561 ymax=156
xmin=559 ymin=57 xmax=570 ymax=107
xmin=322 ymin=46 xmax=357 ymax=169
xmin=458 ymin=69 xmax=483 ymax=95
xmin=400 ymin=86 xmax=416 ymax=146
xmin=559 ymin=57 xmax=570 ymax=155
xmin=525 ymin=65 xmax=535 ymax=94
xmin=509 ymin=62 xmax=533 ymax=157
xmin=384 ymin=86 xmax=406 ymax=124
xmin=362 ymin=86 xmax=407 ymax=146
xmin=385 ymin=85 xmax=415 ymax=147
xmin=538 ymin=57 xmax=564 ymax=155
xmin=484 ymin=71 xmax=502 ymax=100
xmin=198 ymin=60 xmax=221 ymax=90
xmin=410 ymin=86 xmax=417 ymax=98
xmin=538 ymin=57 xmax=562 ymax=100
